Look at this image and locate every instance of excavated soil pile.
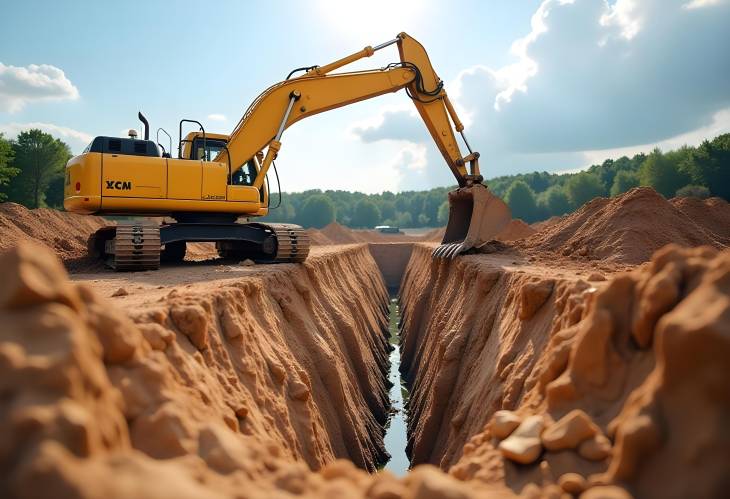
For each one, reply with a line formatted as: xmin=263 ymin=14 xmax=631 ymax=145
xmin=308 ymin=220 xmax=535 ymax=248
xmin=307 ymin=223 xmax=444 ymax=246
xmin=400 ymin=242 xmax=730 ymax=498
xmin=671 ymin=196 xmax=730 ymax=245
xmin=519 ymin=187 xmax=727 ymax=265
xmin=0 ymin=202 xmax=108 ymax=264
xmin=496 ymin=220 xmax=537 ymax=242
xmin=531 ymin=216 xmax=563 ymax=233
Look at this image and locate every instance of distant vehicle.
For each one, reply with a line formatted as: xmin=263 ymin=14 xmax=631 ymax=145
xmin=375 ymin=225 xmax=402 ymax=234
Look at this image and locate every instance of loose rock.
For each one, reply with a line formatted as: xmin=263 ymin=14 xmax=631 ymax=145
xmin=491 ymin=410 xmax=522 ymax=439
xmin=542 ymin=410 xmax=599 ymax=451
xmin=578 ymin=434 xmax=612 ymax=461
xmin=559 ymin=473 xmax=587 ymax=495
xmin=498 ymin=415 xmax=544 ymax=464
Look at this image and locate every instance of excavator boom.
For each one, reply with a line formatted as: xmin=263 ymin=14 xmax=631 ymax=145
xmin=216 ymin=32 xmax=510 ymax=256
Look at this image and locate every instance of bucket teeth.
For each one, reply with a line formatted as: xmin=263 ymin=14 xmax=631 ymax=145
xmin=435 ymin=183 xmax=512 ymax=261
xmin=432 ymin=242 xmax=465 ymax=259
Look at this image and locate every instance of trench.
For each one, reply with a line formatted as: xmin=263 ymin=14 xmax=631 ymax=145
xmin=382 ymin=295 xmax=409 ymax=475
xmin=367 ymin=243 xmax=414 ymax=475
xmin=5 ymin=238 xmax=627 ymax=496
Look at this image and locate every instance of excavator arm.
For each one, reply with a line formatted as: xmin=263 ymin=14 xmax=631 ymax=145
xmin=218 ymin=32 xmax=510 ymax=257
xmin=217 ymin=33 xmax=480 ymax=189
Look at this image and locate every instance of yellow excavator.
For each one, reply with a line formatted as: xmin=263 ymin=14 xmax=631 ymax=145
xmin=64 ymin=32 xmax=510 ymax=270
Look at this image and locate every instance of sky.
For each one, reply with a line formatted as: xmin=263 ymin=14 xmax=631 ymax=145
xmin=1 ymin=0 xmax=728 ymax=193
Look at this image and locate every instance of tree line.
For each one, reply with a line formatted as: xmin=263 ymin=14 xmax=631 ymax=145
xmin=488 ymin=133 xmax=730 ymax=223
xmin=1 ymin=129 xmax=727 ymax=228
xmin=0 ymin=129 xmax=71 ymax=208
xmin=265 ymin=133 xmax=729 ymax=227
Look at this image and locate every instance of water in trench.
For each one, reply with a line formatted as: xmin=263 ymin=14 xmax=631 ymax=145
xmin=383 ymin=296 xmax=410 ymax=475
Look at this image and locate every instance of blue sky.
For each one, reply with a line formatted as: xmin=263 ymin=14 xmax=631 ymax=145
xmin=1 ymin=0 xmax=728 ymax=193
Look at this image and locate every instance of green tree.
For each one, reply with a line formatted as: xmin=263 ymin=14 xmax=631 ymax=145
xmin=0 ymin=133 xmax=19 ymax=202
xmin=351 ymin=199 xmax=381 ymax=228
xmin=379 ymin=200 xmax=396 ymax=221
xmin=542 ymin=185 xmax=572 ymax=216
xmin=437 ymin=200 xmax=449 ymax=225
xmin=396 ymin=211 xmax=413 ymax=228
xmin=638 ymin=148 xmax=691 ymax=198
xmin=7 ymin=129 xmax=71 ymax=208
xmin=44 ymin=174 xmax=67 ymax=208
xmin=505 ymin=180 xmax=539 ymax=222
xmin=610 ymin=170 xmax=640 ymax=196
xmin=681 ymin=135 xmax=730 ymax=200
xmin=297 ymin=194 xmax=335 ymax=228
xmin=264 ymin=198 xmax=296 ymax=223
xmin=675 ymin=184 xmax=710 ymax=198
xmin=565 ymin=173 xmax=605 ymax=208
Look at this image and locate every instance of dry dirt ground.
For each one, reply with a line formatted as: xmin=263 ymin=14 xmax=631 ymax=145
xmin=1 ymin=187 xmax=729 ymax=499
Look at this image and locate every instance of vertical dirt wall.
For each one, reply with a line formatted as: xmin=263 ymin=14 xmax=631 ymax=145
xmin=399 ymin=242 xmax=730 ymax=499
xmin=0 ymin=243 xmax=394 ymax=497
xmin=368 ymin=243 xmax=414 ymax=292
xmin=399 ymin=244 xmax=577 ymax=469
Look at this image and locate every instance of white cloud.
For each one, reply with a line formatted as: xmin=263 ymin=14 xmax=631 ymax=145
xmin=207 ymin=113 xmax=227 ymax=122
xmin=0 ymin=122 xmax=93 ymax=153
xmin=0 ymin=63 xmax=79 ymax=112
xmin=351 ymin=0 xmax=730 ymax=184
xmin=683 ymin=0 xmax=725 ymax=10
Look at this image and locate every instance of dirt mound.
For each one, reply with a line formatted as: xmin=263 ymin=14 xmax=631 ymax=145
xmin=531 ymin=215 xmax=563 ymax=233
xmin=305 ymin=228 xmax=334 ymax=245
xmin=520 ymin=187 xmax=726 ymax=265
xmin=318 ymin=222 xmax=365 ymax=244
xmin=496 ymin=219 xmax=536 ymax=242
xmin=670 ymin=196 xmax=730 ymax=244
xmin=308 ymin=222 xmax=441 ymax=246
xmin=0 ymin=203 xmax=108 ymax=265
xmin=401 ymin=243 xmax=730 ymax=498
xmin=421 ymin=227 xmax=445 ymax=242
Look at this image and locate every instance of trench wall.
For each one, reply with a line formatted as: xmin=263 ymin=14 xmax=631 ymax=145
xmin=399 ymin=244 xmax=581 ymax=469
xmin=398 ymin=243 xmax=730 ymax=499
xmin=0 ymin=243 xmax=393 ymax=497
xmin=368 ymin=243 xmax=414 ymax=293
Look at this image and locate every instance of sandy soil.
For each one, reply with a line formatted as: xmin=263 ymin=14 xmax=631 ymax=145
xmin=1 ymin=186 xmax=729 ymax=498
xmin=400 ymin=241 xmax=730 ymax=498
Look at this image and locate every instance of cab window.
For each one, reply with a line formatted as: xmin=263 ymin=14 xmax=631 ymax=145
xmin=231 ymin=159 xmax=258 ymax=186
xmin=192 ymin=138 xmax=227 ymax=161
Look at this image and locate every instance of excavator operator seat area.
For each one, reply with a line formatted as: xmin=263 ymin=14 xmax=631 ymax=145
xmin=230 ymin=159 xmax=258 ymax=186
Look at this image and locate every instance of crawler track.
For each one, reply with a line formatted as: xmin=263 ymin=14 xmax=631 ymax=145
xmin=266 ymin=223 xmax=310 ymax=263
xmin=108 ymin=221 xmax=161 ymax=271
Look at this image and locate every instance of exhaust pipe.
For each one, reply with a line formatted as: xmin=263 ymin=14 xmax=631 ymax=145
xmin=138 ymin=111 xmax=150 ymax=140
xmin=433 ymin=184 xmax=512 ymax=258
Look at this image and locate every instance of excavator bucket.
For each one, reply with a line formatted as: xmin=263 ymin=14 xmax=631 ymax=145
xmin=433 ymin=184 xmax=512 ymax=258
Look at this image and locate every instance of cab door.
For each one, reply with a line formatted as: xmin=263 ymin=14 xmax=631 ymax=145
xmin=102 ymin=154 xmax=167 ymax=198
xmin=168 ymin=159 xmax=202 ymax=199
xmin=201 ymin=161 xmax=228 ymax=201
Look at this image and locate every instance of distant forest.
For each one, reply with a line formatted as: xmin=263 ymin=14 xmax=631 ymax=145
xmin=1 ymin=130 xmax=727 ymax=229
xmin=264 ymin=133 xmax=730 ymax=228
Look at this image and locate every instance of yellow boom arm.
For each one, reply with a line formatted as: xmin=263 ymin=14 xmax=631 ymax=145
xmin=216 ymin=32 xmax=481 ymax=190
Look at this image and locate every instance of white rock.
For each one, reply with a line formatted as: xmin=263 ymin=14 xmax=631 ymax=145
xmin=492 ymin=410 xmax=522 ymax=439
xmin=498 ymin=415 xmax=544 ymax=464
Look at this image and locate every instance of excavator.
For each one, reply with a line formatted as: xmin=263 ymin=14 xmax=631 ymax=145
xmin=64 ymin=32 xmax=510 ymax=270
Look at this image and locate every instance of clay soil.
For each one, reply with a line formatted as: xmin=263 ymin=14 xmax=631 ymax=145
xmin=1 ymin=186 xmax=729 ymax=499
